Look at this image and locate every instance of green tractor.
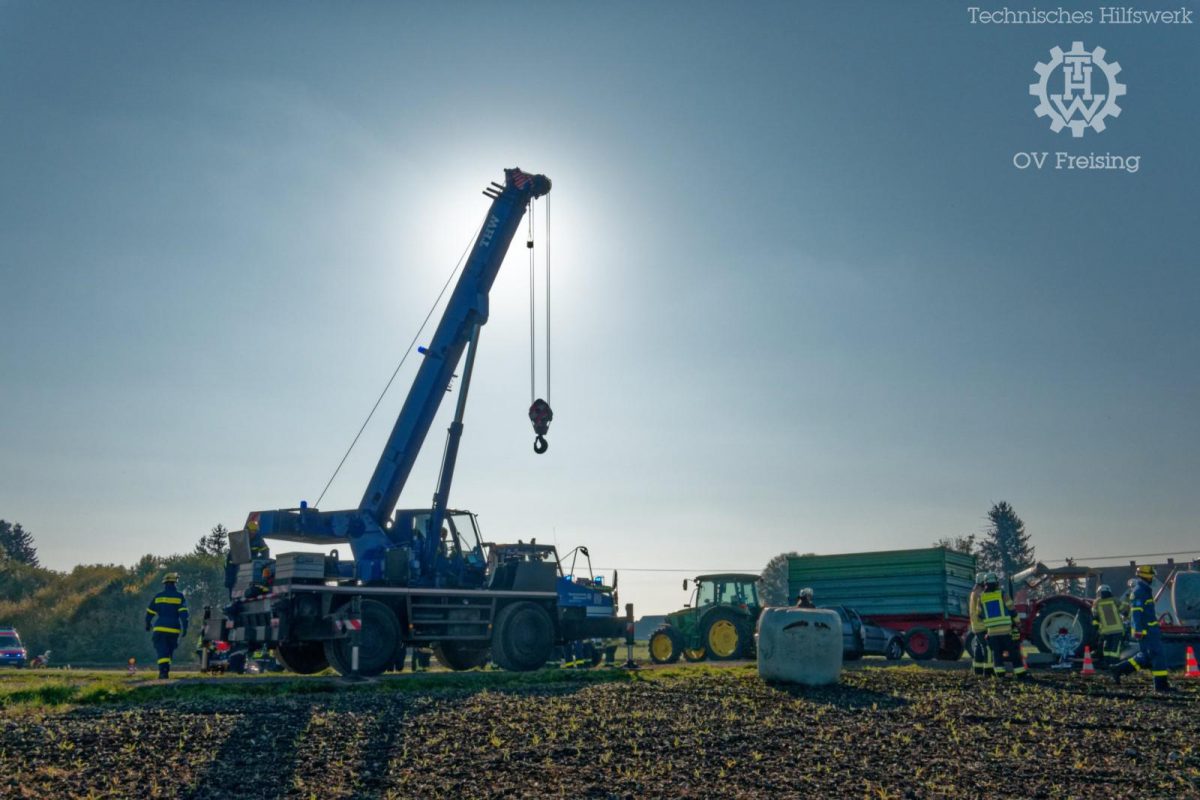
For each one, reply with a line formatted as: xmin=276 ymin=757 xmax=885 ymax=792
xmin=648 ymin=573 xmax=762 ymax=663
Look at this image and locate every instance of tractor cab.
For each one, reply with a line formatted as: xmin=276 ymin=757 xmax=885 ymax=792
xmin=649 ymin=573 xmax=762 ymax=664
xmin=684 ymin=573 xmax=761 ymax=614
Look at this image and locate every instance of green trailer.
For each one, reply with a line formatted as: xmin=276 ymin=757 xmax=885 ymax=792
xmin=788 ymin=547 xmax=976 ymax=661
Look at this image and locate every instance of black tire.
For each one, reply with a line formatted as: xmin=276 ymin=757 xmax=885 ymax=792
xmin=323 ymin=599 xmax=402 ymax=677
xmin=432 ymin=641 xmax=491 ymax=671
xmin=275 ymin=642 xmax=328 ymax=675
xmin=227 ymin=652 xmax=248 ymax=675
xmin=904 ymin=627 xmax=938 ymax=661
xmin=682 ymin=646 xmax=707 ymax=663
xmin=648 ymin=626 xmax=683 ymax=664
xmin=492 ymin=602 xmax=554 ymax=672
xmin=703 ymin=609 xmax=749 ymax=661
xmin=1031 ymin=598 xmax=1094 ymax=657
xmin=938 ymin=632 xmax=965 ymax=662
xmin=588 ymin=645 xmax=603 ymax=668
xmin=884 ymin=637 xmax=904 ymax=661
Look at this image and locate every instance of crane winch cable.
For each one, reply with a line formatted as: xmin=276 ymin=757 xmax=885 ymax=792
xmin=528 ymin=194 xmax=553 ymax=453
xmin=528 ymin=199 xmax=536 ymax=404
xmin=313 ymin=224 xmax=482 ymax=508
xmin=546 ymin=193 xmax=551 ymax=405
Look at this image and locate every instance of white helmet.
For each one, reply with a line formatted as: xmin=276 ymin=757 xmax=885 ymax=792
xmin=798 ymin=587 xmax=814 ymax=600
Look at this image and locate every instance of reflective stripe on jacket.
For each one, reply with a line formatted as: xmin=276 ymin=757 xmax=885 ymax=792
xmin=1092 ymin=597 xmax=1123 ymax=635
xmin=1129 ymin=579 xmax=1157 ymax=635
xmin=145 ymin=585 xmax=189 ymax=634
xmin=977 ymin=589 xmax=1013 ymax=632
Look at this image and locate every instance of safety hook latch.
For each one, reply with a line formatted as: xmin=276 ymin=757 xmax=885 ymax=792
xmin=529 ymin=398 xmax=553 ymax=454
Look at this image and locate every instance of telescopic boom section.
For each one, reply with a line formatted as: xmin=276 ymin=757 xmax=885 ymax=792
xmin=358 ymin=168 xmax=551 ymax=527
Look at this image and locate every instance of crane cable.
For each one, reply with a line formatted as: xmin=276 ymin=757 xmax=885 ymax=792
xmin=313 ymin=224 xmax=482 ymax=508
xmin=528 ymin=194 xmax=553 ymax=453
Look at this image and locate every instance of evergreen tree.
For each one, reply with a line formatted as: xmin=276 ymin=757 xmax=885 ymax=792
xmin=976 ymin=502 xmax=1034 ymax=579
xmin=194 ymin=524 xmax=229 ymax=557
xmin=0 ymin=520 xmax=39 ymax=567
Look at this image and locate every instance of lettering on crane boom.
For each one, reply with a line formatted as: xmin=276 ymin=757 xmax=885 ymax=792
xmin=479 ymin=214 xmax=500 ymax=248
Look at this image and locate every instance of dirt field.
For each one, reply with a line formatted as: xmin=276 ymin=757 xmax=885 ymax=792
xmin=1 ymin=663 xmax=1197 ymax=799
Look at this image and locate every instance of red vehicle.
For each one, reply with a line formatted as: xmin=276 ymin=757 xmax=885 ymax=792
xmin=0 ymin=627 xmax=27 ymax=668
xmin=1010 ymin=563 xmax=1099 ymax=658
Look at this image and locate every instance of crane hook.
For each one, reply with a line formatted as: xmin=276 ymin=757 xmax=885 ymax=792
xmin=529 ymin=398 xmax=553 ymax=455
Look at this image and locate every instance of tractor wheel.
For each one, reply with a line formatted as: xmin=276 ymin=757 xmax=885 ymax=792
xmin=432 ymin=642 xmax=490 ymax=671
xmin=682 ymin=646 xmax=707 ymax=662
xmin=275 ymin=642 xmax=329 ymax=675
xmin=492 ymin=602 xmax=554 ymax=672
xmin=703 ymin=610 xmax=748 ymax=661
xmin=1031 ymin=598 xmax=1094 ymax=657
xmin=938 ymin=632 xmax=965 ymax=662
xmin=323 ymin=599 xmax=401 ymax=677
xmin=648 ymin=626 xmax=683 ymax=664
xmin=903 ymin=627 xmax=938 ymax=661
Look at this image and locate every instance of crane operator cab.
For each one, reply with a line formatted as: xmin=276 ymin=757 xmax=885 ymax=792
xmin=386 ymin=509 xmax=488 ymax=589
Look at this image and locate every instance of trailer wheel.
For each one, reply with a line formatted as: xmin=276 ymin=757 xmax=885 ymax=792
xmin=432 ymin=642 xmax=490 ymax=671
xmin=492 ymin=602 xmax=554 ymax=672
xmin=324 ymin=599 xmax=401 ymax=677
xmin=648 ymin=626 xmax=683 ymax=664
xmin=904 ymin=627 xmax=938 ymax=661
xmin=937 ymin=631 xmax=964 ymax=661
xmin=1031 ymin=598 xmax=1093 ymax=657
xmin=275 ymin=642 xmax=329 ymax=675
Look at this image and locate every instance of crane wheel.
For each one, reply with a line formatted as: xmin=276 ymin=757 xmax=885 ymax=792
xmin=492 ymin=601 xmax=554 ymax=672
xmin=323 ymin=599 xmax=401 ymax=677
xmin=275 ymin=642 xmax=329 ymax=675
xmin=432 ymin=642 xmax=491 ymax=671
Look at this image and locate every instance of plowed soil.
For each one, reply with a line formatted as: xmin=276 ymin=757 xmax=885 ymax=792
xmin=1 ymin=665 xmax=1197 ymax=799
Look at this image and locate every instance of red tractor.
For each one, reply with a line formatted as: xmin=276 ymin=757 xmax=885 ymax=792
xmin=1010 ymin=562 xmax=1099 ymax=658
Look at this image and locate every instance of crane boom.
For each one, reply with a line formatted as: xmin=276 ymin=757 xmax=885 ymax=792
xmin=246 ymin=168 xmax=550 ymax=583
xmin=360 ymin=168 xmax=551 ymax=524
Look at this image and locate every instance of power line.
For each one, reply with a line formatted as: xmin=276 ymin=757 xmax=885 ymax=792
xmin=1040 ymin=549 xmax=1197 ymax=564
xmin=594 ymin=567 xmax=758 ymax=573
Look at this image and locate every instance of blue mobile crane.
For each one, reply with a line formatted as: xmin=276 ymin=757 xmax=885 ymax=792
xmin=201 ymin=168 xmax=627 ymax=675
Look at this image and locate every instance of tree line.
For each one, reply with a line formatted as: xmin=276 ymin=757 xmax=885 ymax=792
xmin=0 ymin=521 xmax=229 ymax=666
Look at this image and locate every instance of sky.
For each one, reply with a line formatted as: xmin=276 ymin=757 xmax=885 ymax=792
xmin=1 ymin=1 xmax=1197 ymax=615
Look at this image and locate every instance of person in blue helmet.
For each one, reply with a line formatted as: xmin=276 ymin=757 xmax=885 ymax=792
xmin=1110 ymin=564 xmax=1174 ymax=692
xmin=145 ymin=572 xmax=189 ymax=679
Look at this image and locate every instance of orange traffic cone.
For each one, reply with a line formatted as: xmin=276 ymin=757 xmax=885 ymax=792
xmin=1185 ymin=646 xmax=1200 ymax=679
xmin=1080 ymin=646 xmax=1095 ymax=677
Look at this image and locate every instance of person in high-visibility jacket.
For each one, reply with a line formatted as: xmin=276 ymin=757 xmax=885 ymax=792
xmin=967 ymin=572 xmax=993 ymax=676
xmin=1110 ymin=564 xmax=1174 ymax=692
xmin=145 ymin=572 xmax=189 ymax=679
xmin=975 ymin=573 xmax=1028 ymax=680
xmin=1091 ymin=584 xmax=1125 ymax=667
